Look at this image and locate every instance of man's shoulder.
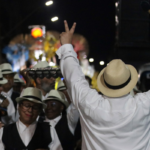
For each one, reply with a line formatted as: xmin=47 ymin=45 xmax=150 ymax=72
xmin=3 ymin=122 xmax=16 ymax=130
xmin=12 ymin=91 xmax=20 ymax=97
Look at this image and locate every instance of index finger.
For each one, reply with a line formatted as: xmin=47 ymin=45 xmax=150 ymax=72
xmin=70 ymin=22 xmax=76 ymax=34
xmin=64 ymin=20 xmax=69 ymax=32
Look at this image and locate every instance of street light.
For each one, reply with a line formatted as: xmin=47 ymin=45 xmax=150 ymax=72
xmin=99 ymin=61 xmax=105 ymax=65
xmin=51 ymin=16 xmax=59 ymax=22
xmin=45 ymin=0 xmax=53 ymax=6
xmin=89 ymin=58 xmax=94 ymax=62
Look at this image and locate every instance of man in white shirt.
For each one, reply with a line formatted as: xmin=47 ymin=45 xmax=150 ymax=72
xmin=0 ymin=87 xmax=51 ymax=150
xmin=43 ymin=89 xmax=79 ymax=150
xmin=56 ymin=20 xmax=150 ymax=150
xmin=0 ymin=63 xmax=20 ymax=124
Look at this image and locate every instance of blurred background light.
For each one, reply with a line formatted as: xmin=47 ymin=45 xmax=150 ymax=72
xmin=89 ymin=58 xmax=94 ymax=62
xmin=45 ymin=0 xmax=53 ymax=6
xmin=99 ymin=61 xmax=105 ymax=65
xmin=49 ymin=62 xmax=56 ymax=66
xmin=51 ymin=16 xmax=59 ymax=22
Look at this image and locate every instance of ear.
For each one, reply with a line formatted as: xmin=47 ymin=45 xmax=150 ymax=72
xmin=60 ymin=105 xmax=64 ymax=112
xmin=36 ymin=78 xmax=42 ymax=85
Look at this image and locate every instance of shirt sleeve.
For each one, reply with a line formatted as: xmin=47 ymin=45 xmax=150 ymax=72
xmin=135 ymin=90 xmax=150 ymax=109
xmin=0 ymin=128 xmax=4 ymax=150
xmin=56 ymin=44 xmax=103 ymax=109
xmin=1 ymin=97 xmax=16 ymax=124
xmin=66 ymin=103 xmax=80 ymax=135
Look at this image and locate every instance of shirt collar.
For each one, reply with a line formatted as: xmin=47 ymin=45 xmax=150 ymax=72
xmin=2 ymin=88 xmax=13 ymax=97
xmin=45 ymin=115 xmax=62 ymax=127
xmin=7 ymin=88 xmax=13 ymax=96
xmin=42 ymin=92 xmax=49 ymax=100
xmin=17 ymin=119 xmax=37 ymax=133
xmin=103 ymin=94 xmax=134 ymax=111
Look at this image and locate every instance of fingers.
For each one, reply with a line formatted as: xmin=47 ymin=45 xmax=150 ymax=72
xmin=64 ymin=20 xmax=69 ymax=32
xmin=70 ymin=22 xmax=76 ymax=34
xmin=64 ymin=20 xmax=76 ymax=34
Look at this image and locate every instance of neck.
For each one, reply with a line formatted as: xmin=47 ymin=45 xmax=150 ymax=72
xmin=36 ymin=85 xmax=47 ymax=96
xmin=19 ymin=118 xmax=33 ymax=127
xmin=3 ymin=88 xmax=11 ymax=93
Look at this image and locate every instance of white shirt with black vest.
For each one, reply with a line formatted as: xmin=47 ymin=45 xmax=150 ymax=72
xmin=56 ymin=44 xmax=150 ymax=150
xmin=44 ymin=103 xmax=79 ymax=150
xmin=0 ymin=119 xmax=36 ymax=149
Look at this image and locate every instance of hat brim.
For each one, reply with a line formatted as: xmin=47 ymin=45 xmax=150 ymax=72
xmin=0 ymin=78 xmax=8 ymax=84
xmin=16 ymin=97 xmax=47 ymax=109
xmin=44 ymin=97 xmax=69 ymax=108
xmin=57 ymin=87 xmax=67 ymax=91
xmin=14 ymin=81 xmax=26 ymax=85
xmin=97 ymin=65 xmax=138 ymax=97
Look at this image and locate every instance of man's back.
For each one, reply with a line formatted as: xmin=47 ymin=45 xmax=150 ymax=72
xmin=78 ymin=92 xmax=150 ymax=150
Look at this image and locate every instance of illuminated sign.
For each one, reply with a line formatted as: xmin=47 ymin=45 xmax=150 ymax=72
xmin=31 ymin=27 xmax=43 ymax=38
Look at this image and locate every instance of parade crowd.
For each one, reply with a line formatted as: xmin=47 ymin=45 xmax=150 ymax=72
xmin=0 ymin=21 xmax=150 ymax=150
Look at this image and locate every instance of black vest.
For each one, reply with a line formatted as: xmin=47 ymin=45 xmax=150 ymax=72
xmin=11 ymin=91 xmax=20 ymax=110
xmin=2 ymin=122 xmax=51 ymax=150
xmin=43 ymin=114 xmax=74 ymax=150
xmin=55 ymin=114 xmax=74 ymax=150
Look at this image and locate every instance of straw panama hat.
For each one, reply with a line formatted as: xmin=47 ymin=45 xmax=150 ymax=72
xmin=14 ymin=74 xmax=25 ymax=85
xmin=97 ymin=59 xmax=138 ymax=97
xmin=16 ymin=87 xmax=47 ymax=108
xmin=0 ymin=63 xmax=16 ymax=74
xmin=57 ymin=80 xmax=67 ymax=91
xmin=0 ymin=69 xmax=8 ymax=84
xmin=43 ymin=90 xmax=69 ymax=108
xmin=33 ymin=61 xmax=49 ymax=69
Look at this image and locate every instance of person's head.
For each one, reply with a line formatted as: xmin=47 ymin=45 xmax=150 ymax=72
xmin=97 ymin=59 xmax=138 ymax=97
xmin=43 ymin=90 xmax=69 ymax=120
xmin=57 ymin=80 xmax=71 ymax=103
xmin=16 ymin=87 xmax=46 ymax=126
xmin=0 ymin=63 xmax=16 ymax=92
xmin=13 ymin=74 xmax=25 ymax=93
xmin=0 ymin=69 xmax=8 ymax=93
xmin=36 ymin=77 xmax=55 ymax=94
xmin=33 ymin=61 xmax=56 ymax=94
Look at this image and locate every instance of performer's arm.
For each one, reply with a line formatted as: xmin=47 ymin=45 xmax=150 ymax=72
xmin=56 ymin=21 xmax=101 ymax=108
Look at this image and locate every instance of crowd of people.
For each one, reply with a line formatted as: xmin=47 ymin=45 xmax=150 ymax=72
xmin=0 ymin=20 xmax=149 ymax=150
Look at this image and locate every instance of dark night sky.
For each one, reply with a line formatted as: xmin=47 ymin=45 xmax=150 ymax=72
xmin=0 ymin=0 xmax=115 ymax=71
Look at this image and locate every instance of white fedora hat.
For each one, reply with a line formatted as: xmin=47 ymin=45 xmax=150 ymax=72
xmin=14 ymin=74 xmax=25 ymax=85
xmin=57 ymin=80 xmax=67 ymax=91
xmin=0 ymin=69 xmax=8 ymax=84
xmin=43 ymin=90 xmax=69 ymax=108
xmin=0 ymin=63 xmax=16 ymax=74
xmin=33 ymin=61 xmax=49 ymax=69
xmin=16 ymin=87 xmax=47 ymax=108
xmin=97 ymin=59 xmax=138 ymax=97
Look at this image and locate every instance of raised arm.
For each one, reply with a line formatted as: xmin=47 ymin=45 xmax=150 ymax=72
xmin=56 ymin=21 xmax=101 ymax=108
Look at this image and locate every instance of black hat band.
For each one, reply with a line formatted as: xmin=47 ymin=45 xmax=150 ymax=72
xmin=2 ymin=69 xmax=12 ymax=72
xmin=104 ymin=75 xmax=131 ymax=90
xmin=23 ymin=96 xmax=41 ymax=102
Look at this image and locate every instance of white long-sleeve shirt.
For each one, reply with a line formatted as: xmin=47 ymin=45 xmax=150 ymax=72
xmin=56 ymin=44 xmax=150 ymax=150
xmin=44 ymin=103 xmax=79 ymax=150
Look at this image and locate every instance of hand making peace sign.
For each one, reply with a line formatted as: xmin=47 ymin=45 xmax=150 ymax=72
xmin=60 ymin=20 xmax=76 ymax=45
